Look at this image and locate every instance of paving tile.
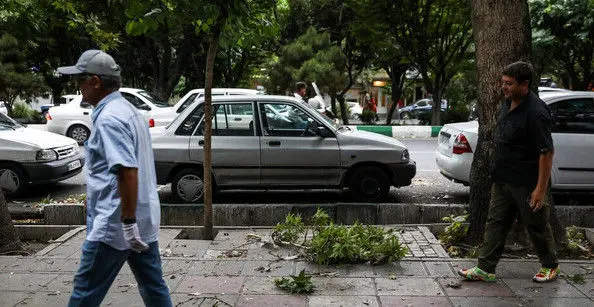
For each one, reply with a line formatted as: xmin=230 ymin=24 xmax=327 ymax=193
xmin=0 ymin=273 xmax=57 ymax=291
xmin=102 ymin=292 xmax=146 ymax=306
xmin=188 ymin=260 xmax=218 ymax=275
xmin=18 ymin=291 xmax=72 ymax=306
xmin=245 ymin=249 xmax=296 ymax=261
xmin=175 ymin=276 xmax=244 ymax=294
xmin=0 ymin=256 xmax=17 ymax=271
xmin=380 ymin=296 xmax=452 ymax=306
xmin=44 ymin=274 xmax=75 ymax=292
xmin=172 ymin=293 xmax=239 ymax=306
xmin=293 ymin=262 xmax=334 ymax=275
xmin=241 ymin=276 xmax=288 ymax=295
xmin=559 ymin=263 xmax=594 ymax=279
xmin=45 ymin=243 xmax=81 ymax=258
xmin=163 ymin=259 xmax=194 ymax=274
xmin=450 ymin=297 xmax=527 ymax=307
xmin=373 ymin=261 xmax=427 ymax=277
xmin=309 ymin=295 xmax=379 ymax=307
xmin=496 ymin=260 xmax=541 ymax=278
xmin=503 ymin=278 xmax=586 ymax=298
xmin=0 ymin=291 xmax=30 ymax=307
xmin=242 ymin=260 xmax=294 ymax=277
xmin=424 ymin=262 xmax=457 ymax=277
xmin=317 ymin=263 xmax=375 ymax=278
xmin=163 ymin=239 xmax=210 ymax=258
xmin=568 ymin=278 xmax=594 ymax=299
xmin=375 ymin=277 xmax=443 ymax=296
xmin=312 ymin=277 xmax=376 ymax=296
xmin=5 ymin=257 xmax=72 ymax=273
xmin=237 ymin=294 xmax=307 ymax=307
xmin=449 ymin=260 xmax=476 ymax=272
xmin=522 ymin=297 xmax=594 ymax=307
xmin=439 ymin=278 xmax=514 ymax=297
xmin=158 ymin=229 xmax=183 ymax=248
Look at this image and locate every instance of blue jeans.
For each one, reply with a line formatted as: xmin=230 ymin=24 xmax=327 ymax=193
xmin=68 ymin=240 xmax=172 ymax=307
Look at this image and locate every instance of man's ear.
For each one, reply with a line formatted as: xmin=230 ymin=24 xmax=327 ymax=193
xmin=91 ymin=75 xmax=102 ymax=89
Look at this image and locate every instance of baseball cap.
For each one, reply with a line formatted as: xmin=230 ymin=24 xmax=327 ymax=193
xmin=57 ymin=49 xmax=121 ymax=77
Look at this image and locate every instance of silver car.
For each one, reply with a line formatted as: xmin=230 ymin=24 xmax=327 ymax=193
xmin=151 ymin=95 xmax=416 ymax=203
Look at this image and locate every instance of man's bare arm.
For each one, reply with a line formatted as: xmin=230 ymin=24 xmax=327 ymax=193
xmin=118 ymin=167 xmax=138 ymax=220
xmin=531 ymin=151 xmax=554 ymax=211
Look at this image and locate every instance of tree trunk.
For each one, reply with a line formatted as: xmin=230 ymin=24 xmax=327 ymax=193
xmin=0 ymin=191 xmax=22 ymax=254
xmin=467 ymin=0 xmax=532 ymax=244
xmin=385 ymin=64 xmax=407 ymax=125
xmin=203 ymin=5 xmax=229 ymax=241
xmin=337 ymin=94 xmax=349 ymax=125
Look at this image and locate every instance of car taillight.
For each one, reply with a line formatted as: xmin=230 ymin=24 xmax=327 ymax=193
xmin=453 ymin=133 xmax=472 ymax=154
xmin=149 ymin=118 xmax=155 ymax=127
xmin=45 ymin=112 xmax=52 ymax=121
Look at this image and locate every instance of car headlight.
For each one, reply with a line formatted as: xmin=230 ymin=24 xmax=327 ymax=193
xmin=401 ymin=149 xmax=409 ymax=163
xmin=36 ymin=149 xmax=58 ymax=161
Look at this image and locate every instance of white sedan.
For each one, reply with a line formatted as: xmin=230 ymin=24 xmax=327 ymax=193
xmin=150 ymin=88 xmax=259 ymax=127
xmin=46 ymin=88 xmax=167 ymax=144
xmin=436 ymin=91 xmax=594 ymax=191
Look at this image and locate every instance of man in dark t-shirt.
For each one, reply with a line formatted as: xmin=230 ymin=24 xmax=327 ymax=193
xmin=459 ymin=61 xmax=559 ymax=283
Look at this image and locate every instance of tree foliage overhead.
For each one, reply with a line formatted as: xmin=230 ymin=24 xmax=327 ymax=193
xmin=530 ymin=0 xmax=594 ymax=90
xmin=0 ymin=34 xmax=47 ymax=116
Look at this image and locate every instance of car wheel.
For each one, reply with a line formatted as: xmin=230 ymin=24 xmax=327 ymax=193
xmin=400 ymin=112 xmax=411 ymax=119
xmin=172 ymin=168 xmax=204 ymax=203
xmin=0 ymin=163 xmax=27 ymax=197
xmin=67 ymin=125 xmax=90 ymax=145
xmin=349 ymin=166 xmax=389 ymax=202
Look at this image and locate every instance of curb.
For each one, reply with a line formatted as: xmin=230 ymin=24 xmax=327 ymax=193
xmin=351 ymin=125 xmax=442 ymax=138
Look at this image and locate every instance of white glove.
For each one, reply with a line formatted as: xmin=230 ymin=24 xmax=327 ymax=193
xmin=122 ymin=222 xmax=149 ymax=253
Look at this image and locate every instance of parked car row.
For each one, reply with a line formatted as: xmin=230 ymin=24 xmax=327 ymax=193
xmin=45 ymin=88 xmax=170 ymax=144
xmin=436 ymin=90 xmax=594 ymax=192
xmin=151 ymin=95 xmax=416 ymax=203
xmin=0 ymin=112 xmax=84 ymax=196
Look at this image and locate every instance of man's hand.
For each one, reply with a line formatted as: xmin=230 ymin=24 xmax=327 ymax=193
xmin=122 ymin=223 xmax=149 ymax=252
xmin=529 ymin=188 xmax=547 ymax=212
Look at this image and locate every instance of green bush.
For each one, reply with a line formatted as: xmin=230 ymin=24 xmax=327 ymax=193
xmin=11 ymin=102 xmax=35 ymax=119
xmin=439 ymin=213 xmax=469 ymax=245
xmin=359 ymin=109 xmax=376 ymax=124
xmin=272 ymin=208 xmax=408 ymax=265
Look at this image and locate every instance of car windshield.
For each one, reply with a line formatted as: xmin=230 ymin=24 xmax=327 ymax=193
xmin=0 ymin=113 xmax=22 ymax=130
xmin=298 ymin=99 xmax=340 ymax=130
xmin=137 ymin=91 xmax=170 ymax=108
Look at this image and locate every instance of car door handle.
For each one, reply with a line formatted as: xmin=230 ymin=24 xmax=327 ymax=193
xmin=268 ymin=141 xmax=281 ymax=146
xmin=234 ymin=118 xmax=242 ymax=121
xmin=198 ymin=140 xmax=204 ymax=146
xmin=83 ymin=112 xmax=89 ymax=115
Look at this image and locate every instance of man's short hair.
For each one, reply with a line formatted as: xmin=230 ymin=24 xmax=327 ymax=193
xmin=295 ymin=82 xmax=307 ymax=91
xmin=502 ymin=61 xmax=534 ymax=86
xmin=99 ymin=75 xmax=121 ymax=92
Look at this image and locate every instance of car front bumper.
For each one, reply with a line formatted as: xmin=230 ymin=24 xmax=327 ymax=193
xmin=21 ymin=154 xmax=85 ymax=185
xmin=388 ymin=160 xmax=416 ymax=187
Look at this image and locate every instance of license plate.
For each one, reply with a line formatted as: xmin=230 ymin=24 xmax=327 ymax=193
xmin=67 ymin=160 xmax=82 ymax=171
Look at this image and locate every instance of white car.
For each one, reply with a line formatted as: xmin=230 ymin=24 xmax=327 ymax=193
xmin=46 ymin=88 xmax=164 ymax=144
xmin=348 ymin=102 xmax=363 ymax=119
xmin=150 ymin=88 xmax=260 ymax=127
xmin=0 ymin=102 xmax=7 ymax=115
xmin=436 ymin=91 xmax=594 ymax=191
xmin=0 ymin=113 xmax=84 ymax=196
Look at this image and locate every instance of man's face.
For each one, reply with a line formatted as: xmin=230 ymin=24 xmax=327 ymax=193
xmin=76 ymin=74 xmax=101 ymax=105
xmin=297 ymin=88 xmax=306 ymax=97
xmin=501 ymin=75 xmax=528 ymax=100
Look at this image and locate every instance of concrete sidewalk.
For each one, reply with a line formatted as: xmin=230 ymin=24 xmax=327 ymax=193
xmin=1 ymin=227 xmax=592 ymax=307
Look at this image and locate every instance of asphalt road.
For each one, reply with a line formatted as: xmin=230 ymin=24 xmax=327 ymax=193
xmin=7 ymin=138 xmax=475 ymax=206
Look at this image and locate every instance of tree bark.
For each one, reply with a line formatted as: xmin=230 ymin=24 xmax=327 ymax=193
xmin=203 ymin=5 xmax=229 ymax=241
xmin=0 ymin=191 xmax=22 ymax=254
xmin=385 ymin=64 xmax=407 ymax=125
xmin=467 ymin=0 xmax=532 ymax=244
